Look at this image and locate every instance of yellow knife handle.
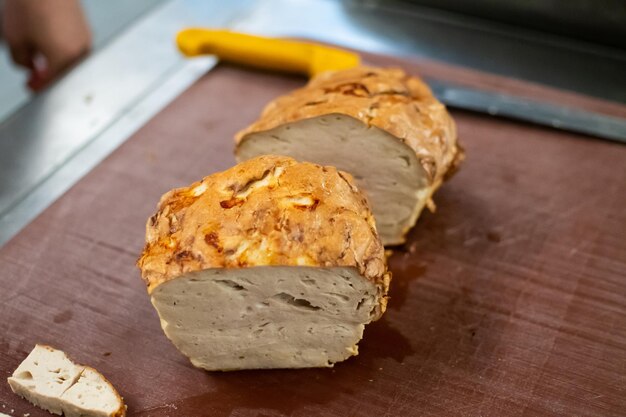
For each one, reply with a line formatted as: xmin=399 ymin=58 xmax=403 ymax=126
xmin=176 ymin=29 xmax=360 ymax=77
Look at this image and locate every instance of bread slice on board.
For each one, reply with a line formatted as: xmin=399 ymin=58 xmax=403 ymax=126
xmin=236 ymin=66 xmax=463 ymax=245
xmin=7 ymin=345 xmax=126 ymax=417
xmin=137 ymin=155 xmax=390 ymax=371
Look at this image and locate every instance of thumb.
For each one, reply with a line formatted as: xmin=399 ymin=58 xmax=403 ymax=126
xmin=8 ymin=44 xmax=51 ymax=92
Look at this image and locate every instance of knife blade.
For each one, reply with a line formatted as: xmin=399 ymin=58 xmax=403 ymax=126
xmin=427 ymin=79 xmax=626 ymax=144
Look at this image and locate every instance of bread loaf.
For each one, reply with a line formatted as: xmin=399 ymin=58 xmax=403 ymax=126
xmin=137 ymin=155 xmax=390 ymax=370
xmin=236 ymin=67 xmax=463 ymax=245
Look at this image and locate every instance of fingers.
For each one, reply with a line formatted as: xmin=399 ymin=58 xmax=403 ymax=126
xmin=8 ymin=43 xmax=51 ymax=92
xmin=27 ymin=56 xmax=50 ymax=92
xmin=8 ymin=43 xmax=50 ymax=92
xmin=9 ymin=44 xmax=35 ymax=70
xmin=10 ymin=42 xmax=87 ymax=92
xmin=32 ymin=0 xmax=92 ymax=84
xmin=2 ymin=0 xmax=92 ymax=92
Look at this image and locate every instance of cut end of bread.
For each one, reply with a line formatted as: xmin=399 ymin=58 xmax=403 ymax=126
xmin=237 ymin=114 xmax=430 ymax=245
xmin=7 ymin=345 xmax=126 ymax=417
xmin=151 ymin=266 xmax=387 ymax=370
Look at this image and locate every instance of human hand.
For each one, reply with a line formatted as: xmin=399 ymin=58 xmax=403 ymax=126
xmin=2 ymin=0 xmax=92 ymax=91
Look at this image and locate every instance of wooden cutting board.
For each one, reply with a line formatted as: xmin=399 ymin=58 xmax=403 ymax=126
xmin=1 ymin=52 xmax=625 ymax=417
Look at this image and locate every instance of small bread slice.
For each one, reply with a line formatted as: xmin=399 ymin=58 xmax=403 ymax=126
xmin=7 ymin=345 xmax=126 ymax=417
xmin=236 ymin=66 xmax=463 ymax=245
xmin=137 ymin=155 xmax=390 ymax=371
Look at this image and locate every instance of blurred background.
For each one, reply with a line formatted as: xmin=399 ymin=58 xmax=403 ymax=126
xmin=1 ymin=0 xmax=625 ymax=122
xmin=0 ymin=0 xmax=166 ymax=120
xmin=0 ymin=0 xmax=625 ymax=245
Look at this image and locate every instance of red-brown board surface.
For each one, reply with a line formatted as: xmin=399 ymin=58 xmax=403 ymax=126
xmin=1 ymin=54 xmax=625 ymax=417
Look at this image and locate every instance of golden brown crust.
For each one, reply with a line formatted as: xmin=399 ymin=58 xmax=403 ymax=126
xmin=137 ymin=156 xmax=389 ymax=302
xmin=236 ymin=66 xmax=462 ymax=185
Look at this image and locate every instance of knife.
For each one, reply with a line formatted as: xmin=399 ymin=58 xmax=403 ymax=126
xmin=176 ymin=29 xmax=626 ymax=144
